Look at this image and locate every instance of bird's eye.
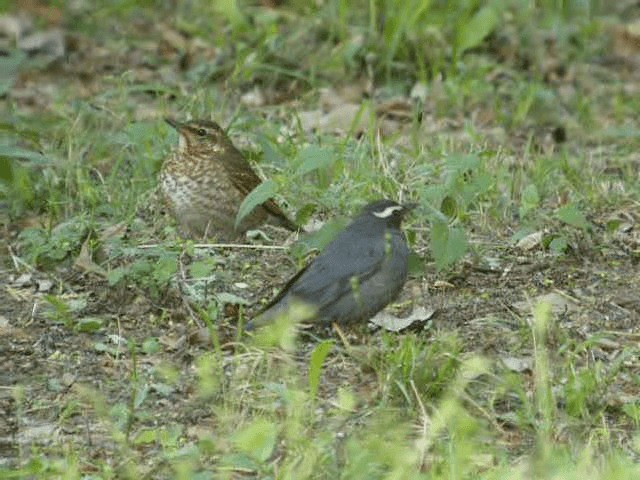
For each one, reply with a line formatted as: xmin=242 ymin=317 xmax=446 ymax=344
xmin=197 ymin=128 xmax=207 ymax=136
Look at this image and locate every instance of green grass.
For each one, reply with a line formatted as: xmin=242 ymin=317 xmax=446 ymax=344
xmin=2 ymin=0 xmax=640 ymax=478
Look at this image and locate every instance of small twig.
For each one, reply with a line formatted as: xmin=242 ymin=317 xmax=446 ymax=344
xmin=332 ymin=322 xmax=351 ymax=350
xmin=137 ymin=242 xmax=287 ymax=250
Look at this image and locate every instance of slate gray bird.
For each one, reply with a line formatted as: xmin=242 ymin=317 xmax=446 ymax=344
xmin=160 ymin=118 xmax=299 ymax=241
xmin=249 ymin=199 xmax=415 ymax=328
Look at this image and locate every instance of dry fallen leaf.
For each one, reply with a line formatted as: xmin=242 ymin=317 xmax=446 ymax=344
xmin=74 ymin=237 xmax=108 ymax=277
xmin=13 ymin=273 xmax=33 ymax=287
xmin=36 ymin=279 xmax=54 ymax=292
xmin=500 ymin=356 xmax=532 ymax=373
xmin=515 ymin=231 xmax=544 ymax=251
xmin=369 ymin=306 xmax=435 ymax=332
xmin=433 ymin=280 xmax=455 ymax=289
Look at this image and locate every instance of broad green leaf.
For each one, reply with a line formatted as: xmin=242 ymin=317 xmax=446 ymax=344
xmin=430 ymin=222 xmax=468 ymax=270
xmin=0 ymin=145 xmax=48 ymax=164
xmin=519 ymin=185 xmax=539 ymax=219
xmin=549 ymin=236 xmax=568 ymax=254
xmin=309 ymin=340 xmax=333 ymax=400
xmin=107 ymin=266 xmax=127 ymax=286
xmin=217 ymin=292 xmax=250 ymax=306
xmin=235 ymin=180 xmax=277 ymax=229
xmin=0 ymin=157 xmax=12 ymax=183
xmin=134 ymin=383 xmax=149 ymax=409
xmin=440 ymin=195 xmax=457 ymax=219
xmin=446 ymin=154 xmax=480 ymax=175
xmin=0 ymin=50 xmax=26 ymax=96
xmin=407 ymin=251 xmax=424 ymax=276
xmin=556 ymin=204 xmax=589 ymax=230
xmin=214 ymin=0 xmax=246 ymax=28
xmin=296 ymin=145 xmax=335 ymax=176
xmin=456 ymin=4 xmax=500 ymax=54
xmin=152 ymin=256 xmax=177 ymax=284
xmin=195 ymin=352 xmax=221 ymax=398
xmin=233 ymin=419 xmax=278 ymax=462
xmin=142 ymin=337 xmax=161 ymax=354
xmin=291 ymin=218 xmax=347 ymax=258
xmin=520 ymin=184 xmax=540 ymax=218
xmin=133 ymin=429 xmax=157 ymax=445
xmin=75 ymin=317 xmax=104 ymax=333
xmin=255 ymin=135 xmax=286 ymax=166
xmin=189 ymin=258 xmax=217 ymax=278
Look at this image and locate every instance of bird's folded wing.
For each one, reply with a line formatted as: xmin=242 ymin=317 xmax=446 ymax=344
xmin=228 ymin=163 xmax=262 ymax=196
xmin=286 ymin=237 xmax=387 ymax=306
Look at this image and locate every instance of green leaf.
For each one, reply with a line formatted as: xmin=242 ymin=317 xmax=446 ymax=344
xmin=456 ymin=4 xmax=500 ymax=54
xmin=152 ymin=256 xmax=177 ymax=284
xmin=255 ymin=135 xmax=286 ymax=166
xmin=107 ymin=266 xmax=127 ymax=286
xmin=430 ymin=222 xmax=468 ymax=270
xmin=295 ymin=145 xmax=335 ymax=176
xmin=133 ymin=429 xmax=157 ymax=445
xmin=142 ymin=337 xmax=161 ymax=354
xmin=309 ymin=340 xmax=333 ymax=400
xmin=290 ymin=218 xmax=348 ymax=262
xmin=605 ymin=219 xmax=622 ymax=233
xmin=217 ymin=292 xmax=250 ymax=306
xmin=0 ymin=145 xmax=49 ymax=165
xmin=75 ymin=317 xmax=104 ymax=333
xmin=233 ymin=419 xmax=278 ymax=462
xmin=556 ymin=204 xmax=589 ymax=230
xmin=407 ymin=251 xmax=424 ymax=276
xmin=440 ymin=195 xmax=457 ymax=219
xmin=189 ymin=258 xmax=217 ymax=278
xmin=0 ymin=157 xmax=12 ymax=183
xmin=134 ymin=383 xmax=150 ymax=409
xmin=520 ymin=184 xmax=540 ymax=218
xmin=549 ymin=236 xmax=568 ymax=254
xmin=214 ymin=0 xmax=246 ymax=28
xmin=0 ymin=49 xmax=26 ymax=96
xmin=235 ymin=180 xmax=277 ymax=229
xmin=446 ymin=154 xmax=480 ymax=175
xmin=220 ymin=453 xmax=260 ymax=472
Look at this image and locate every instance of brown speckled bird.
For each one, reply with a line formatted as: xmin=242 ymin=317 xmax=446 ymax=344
xmin=160 ymin=118 xmax=299 ymax=241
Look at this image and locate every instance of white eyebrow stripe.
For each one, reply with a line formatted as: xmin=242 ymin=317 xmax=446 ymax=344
xmin=372 ymin=205 xmax=403 ymax=218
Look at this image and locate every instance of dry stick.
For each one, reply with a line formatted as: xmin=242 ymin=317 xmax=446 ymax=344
xmin=138 ymin=243 xmax=287 ymax=250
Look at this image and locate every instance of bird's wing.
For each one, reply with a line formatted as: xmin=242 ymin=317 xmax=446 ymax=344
xmin=225 ymin=149 xmax=263 ymax=195
xmin=283 ymin=227 xmax=389 ymax=307
xmin=258 ymin=261 xmax=313 ymax=313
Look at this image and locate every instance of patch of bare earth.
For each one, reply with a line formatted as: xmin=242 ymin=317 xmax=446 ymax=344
xmin=2 ymin=3 xmax=640 ymax=471
xmin=2 ymin=208 xmax=640 ymax=467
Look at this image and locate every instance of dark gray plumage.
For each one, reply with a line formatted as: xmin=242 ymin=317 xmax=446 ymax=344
xmin=249 ymin=199 xmax=415 ymax=328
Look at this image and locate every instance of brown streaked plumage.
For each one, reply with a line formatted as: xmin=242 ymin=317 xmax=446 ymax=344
xmin=160 ymin=118 xmax=299 ymax=241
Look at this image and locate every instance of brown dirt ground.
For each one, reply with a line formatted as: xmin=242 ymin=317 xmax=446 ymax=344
xmin=2 ymin=4 xmax=640 ymax=471
xmin=2 ymin=210 xmax=639 ymax=467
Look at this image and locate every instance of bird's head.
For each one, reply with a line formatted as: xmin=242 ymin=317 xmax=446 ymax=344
xmin=165 ymin=118 xmax=231 ymax=156
xmin=361 ymin=199 xmax=417 ymax=228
